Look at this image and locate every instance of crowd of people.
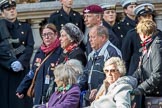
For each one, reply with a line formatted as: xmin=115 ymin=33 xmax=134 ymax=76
xmin=0 ymin=0 xmax=162 ymax=108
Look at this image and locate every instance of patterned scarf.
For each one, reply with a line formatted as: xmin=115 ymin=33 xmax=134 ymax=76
xmin=64 ymin=43 xmax=78 ymax=53
xmin=41 ymin=38 xmax=60 ymax=54
xmin=141 ymin=37 xmax=152 ymax=54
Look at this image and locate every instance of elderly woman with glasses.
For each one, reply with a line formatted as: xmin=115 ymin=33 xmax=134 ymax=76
xmin=57 ymin=23 xmax=86 ymax=66
xmin=16 ymin=23 xmax=62 ymax=105
xmin=86 ymin=57 xmax=137 ymax=108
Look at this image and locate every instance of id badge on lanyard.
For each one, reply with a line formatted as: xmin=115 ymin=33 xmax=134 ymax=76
xmin=45 ymin=74 xmax=50 ymax=84
xmin=45 ymin=66 xmax=50 ymax=84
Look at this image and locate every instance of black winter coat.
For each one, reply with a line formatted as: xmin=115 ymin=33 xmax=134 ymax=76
xmin=48 ymin=8 xmax=85 ymax=32
xmin=121 ymin=29 xmax=142 ymax=75
xmin=57 ymin=46 xmax=87 ymax=67
xmin=17 ymin=46 xmax=62 ymax=105
xmin=113 ymin=16 xmax=136 ymax=48
xmin=0 ymin=19 xmax=34 ymax=108
xmin=103 ymin=20 xmax=120 ymax=49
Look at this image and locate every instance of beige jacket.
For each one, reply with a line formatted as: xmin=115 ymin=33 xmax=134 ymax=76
xmin=89 ymin=76 xmax=137 ymax=108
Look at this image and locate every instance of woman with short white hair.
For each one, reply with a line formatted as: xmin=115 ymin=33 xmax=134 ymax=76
xmin=87 ymin=57 xmax=137 ymax=108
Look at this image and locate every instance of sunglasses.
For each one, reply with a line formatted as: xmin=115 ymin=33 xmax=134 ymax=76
xmin=104 ymin=69 xmax=118 ymax=73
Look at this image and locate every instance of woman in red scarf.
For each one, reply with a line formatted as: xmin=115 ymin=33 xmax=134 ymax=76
xmin=57 ymin=23 xmax=87 ymax=66
xmin=16 ymin=23 xmax=62 ymax=105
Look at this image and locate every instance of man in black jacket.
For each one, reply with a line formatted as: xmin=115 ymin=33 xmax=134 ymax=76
xmin=113 ymin=0 xmax=137 ymax=47
xmin=48 ymin=0 xmax=84 ymax=32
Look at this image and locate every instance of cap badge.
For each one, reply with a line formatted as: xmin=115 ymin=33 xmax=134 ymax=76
xmin=130 ymin=2 xmax=136 ymax=5
xmin=144 ymin=6 xmax=149 ymax=11
xmin=9 ymin=0 xmax=12 ymax=4
xmin=84 ymin=9 xmax=90 ymax=13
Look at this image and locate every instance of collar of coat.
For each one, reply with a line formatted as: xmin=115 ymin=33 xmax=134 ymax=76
xmin=88 ymin=40 xmax=111 ymax=61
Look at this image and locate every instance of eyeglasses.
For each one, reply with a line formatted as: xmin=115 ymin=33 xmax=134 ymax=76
xmin=104 ymin=69 xmax=118 ymax=73
xmin=42 ymin=32 xmax=54 ymax=38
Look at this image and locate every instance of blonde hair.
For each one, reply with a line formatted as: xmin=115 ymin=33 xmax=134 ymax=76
xmin=104 ymin=57 xmax=126 ymax=76
xmin=136 ymin=19 xmax=156 ymax=36
xmin=54 ymin=62 xmax=81 ymax=86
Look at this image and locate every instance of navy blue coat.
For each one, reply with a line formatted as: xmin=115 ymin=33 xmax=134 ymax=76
xmin=121 ymin=29 xmax=142 ymax=75
xmin=79 ymin=41 xmax=122 ymax=91
xmin=113 ymin=16 xmax=136 ymax=48
xmin=0 ymin=19 xmax=34 ymax=108
xmin=48 ymin=8 xmax=85 ymax=32
xmin=103 ymin=20 xmax=120 ymax=49
xmin=17 ymin=46 xmax=62 ymax=105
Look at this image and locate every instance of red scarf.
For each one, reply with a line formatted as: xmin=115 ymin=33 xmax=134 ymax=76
xmin=41 ymin=38 xmax=60 ymax=54
xmin=65 ymin=43 xmax=78 ymax=53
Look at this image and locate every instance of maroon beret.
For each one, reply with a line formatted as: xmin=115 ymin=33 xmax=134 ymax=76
xmin=83 ymin=4 xmax=103 ymax=14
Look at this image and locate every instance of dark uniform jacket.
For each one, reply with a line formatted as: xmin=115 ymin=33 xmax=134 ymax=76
xmin=121 ymin=29 xmax=142 ymax=75
xmin=133 ymin=34 xmax=162 ymax=97
xmin=17 ymin=46 xmax=62 ymax=105
xmin=48 ymin=8 xmax=84 ymax=32
xmin=113 ymin=16 xmax=136 ymax=48
xmin=103 ymin=20 xmax=120 ymax=49
xmin=0 ymin=19 xmax=17 ymax=68
xmin=0 ymin=19 xmax=34 ymax=108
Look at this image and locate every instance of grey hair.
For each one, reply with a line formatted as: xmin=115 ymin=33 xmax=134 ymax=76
xmin=93 ymin=25 xmax=109 ymax=39
xmin=65 ymin=59 xmax=83 ymax=74
xmin=54 ymin=61 xmax=82 ymax=85
xmin=60 ymin=23 xmax=83 ymax=44
xmin=104 ymin=57 xmax=126 ymax=76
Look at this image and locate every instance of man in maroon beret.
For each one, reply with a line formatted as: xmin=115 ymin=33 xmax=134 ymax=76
xmin=83 ymin=4 xmax=119 ymax=55
xmin=83 ymin=4 xmax=103 ymax=14
xmin=80 ymin=5 xmax=104 ymax=106
xmin=83 ymin=5 xmax=103 ymax=29
xmin=80 ymin=4 xmax=122 ymax=107
xmin=82 ymin=4 xmax=103 ymax=56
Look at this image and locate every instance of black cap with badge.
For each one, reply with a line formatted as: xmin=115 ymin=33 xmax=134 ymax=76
xmin=0 ymin=0 xmax=16 ymax=11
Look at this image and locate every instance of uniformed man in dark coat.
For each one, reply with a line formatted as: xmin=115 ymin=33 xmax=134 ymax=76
xmin=100 ymin=3 xmax=120 ymax=49
xmin=48 ymin=0 xmax=84 ymax=32
xmin=113 ymin=0 xmax=137 ymax=48
xmin=0 ymin=0 xmax=34 ymax=108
